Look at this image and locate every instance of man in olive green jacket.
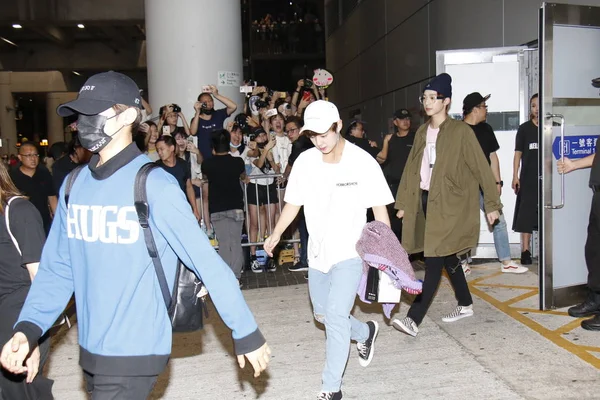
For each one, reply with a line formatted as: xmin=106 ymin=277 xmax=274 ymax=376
xmin=392 ymin=73 xmax=502 ymax=337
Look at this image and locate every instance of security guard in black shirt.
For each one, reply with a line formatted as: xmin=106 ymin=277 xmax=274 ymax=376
xmin=557 ymin=77 xmax=600 ymax=331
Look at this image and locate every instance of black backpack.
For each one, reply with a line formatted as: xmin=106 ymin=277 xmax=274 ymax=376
xmin=64 ymin=162 xmax=207 ymax=332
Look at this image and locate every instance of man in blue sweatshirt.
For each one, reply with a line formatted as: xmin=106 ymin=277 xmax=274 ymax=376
xmin=0 ymin=71 xmax=271 ymax=398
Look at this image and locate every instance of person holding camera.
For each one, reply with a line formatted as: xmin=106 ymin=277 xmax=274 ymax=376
xmin=190 ymin=85 xmax=238 ymax=161
xmin=157 ymin=104 xmax=191 ymax=137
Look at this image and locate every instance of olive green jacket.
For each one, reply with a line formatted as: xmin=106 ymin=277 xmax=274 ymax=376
xmin=395 ymin=117 xmax=502 ymax=257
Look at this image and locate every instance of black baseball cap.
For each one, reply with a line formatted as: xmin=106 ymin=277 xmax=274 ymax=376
xmin=393 ymin=109 xmax=411 ymax=120
xmin=463 ymin=92 xmax=491 ymax=113
xmin=57 ymin=71 xmax=143 ymax=117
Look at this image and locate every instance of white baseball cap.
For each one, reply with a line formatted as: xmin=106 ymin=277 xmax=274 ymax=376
xmin=299 ymin=100 xmax=341 ymax=135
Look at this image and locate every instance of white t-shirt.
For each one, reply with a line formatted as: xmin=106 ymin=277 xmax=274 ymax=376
xmin=420 ymin=125 xmax=440 ymax=191
xmin=273 ymin=135 xmax=292 ymax=173
xmin=285 ymin=141 xmax=394 ymax=273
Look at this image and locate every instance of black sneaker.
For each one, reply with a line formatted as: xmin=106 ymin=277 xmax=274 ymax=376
xmin=356 ymin=321 xmax=379 ymax=367
xmin=288 ymin=262 xmax=309 ymax=272
xmin=521 ymin=250 xmax=532 ymax=265
xmin=581 ymin=314 xmax=600 ymax=331
xmin=317 ymin=391 xmax=342 ymax=400
xmin=267 ymin=258 xmax=277 ymax=272
xmin=568 ymin=291 xmax=600 ymax=318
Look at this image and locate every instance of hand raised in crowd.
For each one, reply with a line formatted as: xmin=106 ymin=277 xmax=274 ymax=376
xmin=557 ymin=157 xmax=575 ymax=174
xmin=138 ymin=122 xmax=149 ymax=134
xmin=248 ymin=140 xmax=257 ymax=151
xmin=396 ymin=210 xmax=404 ymax=219
xmin=194 ymin=102 xmax=202 ymax=113
xmin=265 ymin=136 xmax=276 ymax=151
xmin=1 ymin=332 xmax=30 ymax=376
xmin=247 ymin=116 xmax=260 ymax=128
xmin=368 ymin=140 xmax=378 ymax=148
xmin=186 ymin=142 xmax=201 ymax=155
xmin=298 ymin=98 xmax=310 ymax=111
xmin=226 ymin=120 xmax=235 ymax=132
xmin=237 ymin=342 xmax=272 ymax=378
xmin=296 ymin=79 xmax=305 ymax=89
xmin=252 ymin=86 xmax=267 ymax=96
xmin=384 ymin=133 xmax=393 ymax=143
xmin=209 ymin=85 xmax=218 ymax=95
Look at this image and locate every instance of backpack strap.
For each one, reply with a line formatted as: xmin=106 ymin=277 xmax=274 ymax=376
xmin=133 ymin=162 xmax=172 ymax=311
xmin=64 ymin=164 xmax=86 ymax=206
xmin=5 ymin=196 xmax=25 ymax=255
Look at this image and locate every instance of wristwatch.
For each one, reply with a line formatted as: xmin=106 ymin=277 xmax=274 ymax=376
xmin=496 ymin=181 xmax=504 ymax=187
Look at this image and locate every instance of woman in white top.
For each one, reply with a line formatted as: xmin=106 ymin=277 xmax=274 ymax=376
xmin=264 ymin=101 xmax=393 ymax=400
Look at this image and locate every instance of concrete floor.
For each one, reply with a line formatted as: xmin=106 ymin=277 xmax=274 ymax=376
xmin=45 ymin=263 xmax=600 ymax=399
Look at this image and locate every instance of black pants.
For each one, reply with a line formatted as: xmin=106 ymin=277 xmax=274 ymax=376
xmin=586 ymin=192 xmax=600 ymax=292
xmin=387 ymin=182 xmax=403 ymax=242
xmin=84 ymin=372 xmax=157 ymax=400
xmin=0 ymin=287 xmax=53 ymax=400
xmin=406 ymin=190 xmax=473 ymax=325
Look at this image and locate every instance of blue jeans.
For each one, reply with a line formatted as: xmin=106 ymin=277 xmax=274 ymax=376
xmin=308 ymin=258 xmax=369 ymax=392
xmin=480 ymin=193 xmax=511 ymax=262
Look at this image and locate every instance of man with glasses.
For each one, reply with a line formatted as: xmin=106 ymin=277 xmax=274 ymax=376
xmin=10 ymin=142 xmax=57 ymax=234
xmin=462 ymin=92 xmax=528 ymax=274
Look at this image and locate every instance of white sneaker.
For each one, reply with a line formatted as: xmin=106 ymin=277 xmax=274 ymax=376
xmin=392 ymin=317 xmax=419 ymax=337
xmin=501 ymin=261 xmax=528 ymax=274
xmin=442 ymin=305 xmax=474 ymax=322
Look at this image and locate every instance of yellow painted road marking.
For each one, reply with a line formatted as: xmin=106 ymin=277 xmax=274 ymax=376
xmin=554 ymin=318 xmax=587 ymax=335
xmin=504 ymin=291 xmax=539 ymax=306
xmin=469 ymin=284 xmax=600 ymax=369
xmin=512 ymin=307 xmax=569 ymax=317
xmin=472 ymin=283 xmax=537 ymax=290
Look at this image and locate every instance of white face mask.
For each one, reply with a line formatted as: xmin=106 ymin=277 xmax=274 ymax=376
xmin=230 ymin=142 xmax=241 ymax=149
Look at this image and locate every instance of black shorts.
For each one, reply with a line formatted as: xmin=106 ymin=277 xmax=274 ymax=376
xmin=247 ymin=183 xmax=278 ymax=206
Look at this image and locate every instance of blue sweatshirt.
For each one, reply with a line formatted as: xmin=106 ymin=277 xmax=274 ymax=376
xmin=15 ymin=143 xmax=264 ymax=376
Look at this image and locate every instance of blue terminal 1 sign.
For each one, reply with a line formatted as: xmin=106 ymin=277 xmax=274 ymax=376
xmin=553 ymin=135 xmax=599 ymax=160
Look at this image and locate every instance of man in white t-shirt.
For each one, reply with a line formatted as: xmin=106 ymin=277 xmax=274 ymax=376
xmin=264 ymin=101 xmax=393 ymax=400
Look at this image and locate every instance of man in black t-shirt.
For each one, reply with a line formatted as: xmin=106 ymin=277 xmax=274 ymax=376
xmin=376 ymin=109 xmax=415 ymax=241
xmin=202 ymin=130 xmax=247 ymax=282
xmin=155 ymin=135 xmax=200 ymax=220
xmin=463 ymin=92 xmax=527 ymax=274
xmin=556 ymin=79 xmax=600 ymax=330
xmin=9 ymin=143 xmax=57 ymax=235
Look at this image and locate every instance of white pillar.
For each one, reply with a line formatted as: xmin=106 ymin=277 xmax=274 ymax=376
xmin=0 ymin=73 xmax=17 ymax=156
xmin=47 ymin=92 xmax=78 ymax=146
xmin=144 ymin=0 xmax=244 ymax=123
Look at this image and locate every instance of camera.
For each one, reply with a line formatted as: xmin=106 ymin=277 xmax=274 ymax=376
xmin=255 ymin=100 xmax=268 ymax=109
xmin=303 ymin=79 xmax=313 ymax=89
xmin=234 ymin=113 xmax=251 ymax=134
xmin=171 ymin=104 xmax=182 ymax=113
